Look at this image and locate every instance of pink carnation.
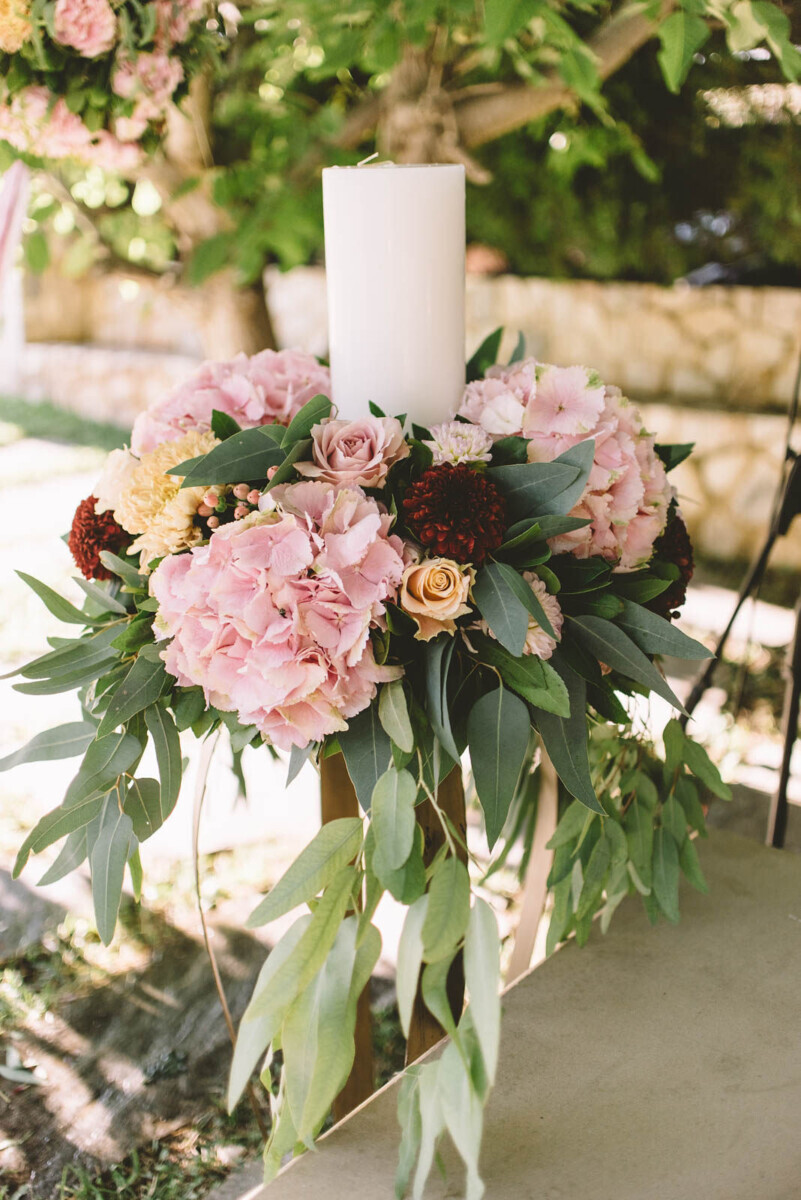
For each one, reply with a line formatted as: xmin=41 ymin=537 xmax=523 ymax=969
xmin=0 ymin=86 xmax=142 ymax=170
xmin=131 ymin=350 xmax=332 ymax=455
xmin=458 ymin=358 xmax=538 ymax=436
xmin=151 ymin=482 xmax=404 ymax=751
xmin=54 ymin=0 xmax=116 ymax=57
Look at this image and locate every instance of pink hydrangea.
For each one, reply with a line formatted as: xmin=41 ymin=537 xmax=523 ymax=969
xmin=150 ymin=482 xmax=404 ymax=750
xmin=131 ymin=350 xmax=332 ymax=455
xmin=112 ymin=51 xmax=185 ymax=135
xmin=53 ymin=0 xmax=116 ymax=57
xmin=156 ymin=0 xmax=207 ymax=46
xmin=0 ymin=86 xmax=141 ymax=170
xmin=527 ymin=387 xmax=672 ymax=571
xmin=458 ymin=358 xmax=538 ymax=436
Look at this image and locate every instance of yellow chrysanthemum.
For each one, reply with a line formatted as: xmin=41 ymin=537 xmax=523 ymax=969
xmin=115 ymin=429 xmax=218 ymax=570
xmin=0 ymin=0 xmax=32 ymax=52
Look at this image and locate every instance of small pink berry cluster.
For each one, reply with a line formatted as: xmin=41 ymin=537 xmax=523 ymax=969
xmin=197 ymin=484 xmax=263 ymax=530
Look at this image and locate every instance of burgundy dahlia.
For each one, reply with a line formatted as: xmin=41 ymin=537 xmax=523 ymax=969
xmin=68 ymin=495 xmax=129 ymax=581
xmin=648 ymin=510 xmax=695 ymax=620
xmin=402 ymin=464 xmax=507 ymax=565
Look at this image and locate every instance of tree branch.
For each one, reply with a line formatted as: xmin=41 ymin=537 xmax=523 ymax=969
xmin=453 ymin=0 xmax=677 ymax=148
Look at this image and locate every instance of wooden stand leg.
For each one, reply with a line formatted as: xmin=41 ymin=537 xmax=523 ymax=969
xmin=320 ymin=752 xmax=374 ymax=1118
xmin=405 ymin=766 xmax=467 ymax=1065
xmin=506 ymin=751 xmax=559 ymax=985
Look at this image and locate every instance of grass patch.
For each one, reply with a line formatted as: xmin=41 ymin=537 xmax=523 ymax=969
xmin=0 ymin=397 xmax=128 ymax=452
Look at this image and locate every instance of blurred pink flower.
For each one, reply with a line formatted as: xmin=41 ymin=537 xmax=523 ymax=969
xmin=0 ymin=87 xmax=141 ymax=169
xmin=131 ymin=349 xmax=332 ymax=455
xmin=112 ymin=51 xmax=184 ymax=133
xmin=156 ymin=0 xmax=206 ymax=45
xmin=54 ymin=0 xmax=116 ymax=57
xmin=295 ymin=416 xmax=408 ymax=489
xmin=151 ymin=482 xmax=404 ymax=750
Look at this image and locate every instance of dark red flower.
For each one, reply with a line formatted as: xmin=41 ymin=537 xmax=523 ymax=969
xmin=648 ymin=510 xmax=694 ymax=620
xmin=402 ymin=464 xmax=507 ymax=565
xmin=68 ymin=495 xmax=129 ymax=581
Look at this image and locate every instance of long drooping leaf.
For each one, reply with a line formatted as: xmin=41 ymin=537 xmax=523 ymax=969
xmin=122 ymin=777 xmax=164 ymax=840
xmin=464 ymin=898 xmax=501 ymax=1085
xmin=16 ymin=571 xmax=106 ymax=626
xmin=490 ymin=560 xmax=557 ymax=640
xmin=473 ymin=634 xmax=569 ymax=716
xmin=97 ymin=655 xmax=169 ymax=736
xmin=533 ymin=655 xmax=602 ymax=813
xmin=37 ymin=828 xmax=88 ymax=886
xmin=17 ymin=623 xmax=121 ymax=680
xmin=247 ymin=818 xmax=363 ymax=928
xmin=228 ymin=916 xmax=312 ymax=1112
xmin=144 ymin=704 xmax=182 ymax=811
xmin=624 ymin=802 xmax=654 ymax=889
xmin=467 ymin=687 xmax=531 ymax=848
xmin=652 ymin=827 xmax=680 ymax=922
xmin=180 ymin=426 xmax=286 ymax=487
xmin=378 ymin=680 xmax=414 ymax=754
xmin=99 ymin=552 xmax=146 ymax=589
xmin=570 ymin=614 xmax=686 ymax=712
xmin=422 ymin=856 xmax=470 ymax=963
xmin=63 ymin=731 xmax=142 ymax=808
xmin=0 ymin=722 xmax=96 ymax=773
xmin=90 ymin=801 xmax=135 ymax=945
xmin=371 ymin=768 xmax=417 ymax=872
xmin=339 ymin=704 xmax=393 ymax=811
xmin=424 ymin=637 xmax=460 ymax=762
xmin=14 ymin=791 xmax=108 ymax=875
xmin=73 ymin=577 xmax=129 ymax=615
xmin=397 ymin=896 xmax=429 ymax=1038
xmin=472 ymin=563 xmax=529 ymax=656
xmin=615 ymin=599 xmax=711 ymax=661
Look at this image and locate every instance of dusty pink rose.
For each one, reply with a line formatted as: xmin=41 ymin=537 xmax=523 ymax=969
xmin=294 ymin=417 xmax=409 ymax=489
xmin=54 ymin=0 xmax=116 ymax=57
xmin=151 ymin=482 xmax=404 ymax=751
xmin=131 ymin=350 xmax=332 ymax=455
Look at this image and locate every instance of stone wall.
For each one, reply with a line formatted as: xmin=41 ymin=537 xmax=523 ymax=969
xmin=13 ymin=267 xmax=801 ymax=568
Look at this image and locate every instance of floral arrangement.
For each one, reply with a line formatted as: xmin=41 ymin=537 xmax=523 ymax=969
xmin=0 ymin=0 xmax=217 ymax=171
xmin=4 ymin=330 xmax=730 ymax=1196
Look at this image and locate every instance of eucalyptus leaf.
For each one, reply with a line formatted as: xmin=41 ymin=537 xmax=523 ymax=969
xmin=180 ymin=426 xmax=285 ymax=487
xmin=339 ymin=705 xmax=393 ymax=811
xmin=371 ymin=768 xmax=417 ymax=872
xmin=144 ymin=704 xmax=182 ymax=811
xmin=281 ymin=394 xmax=332 ymax=445
xmin=16 ymin=571 xmax=106 ymax=626
xmin=652 ymin=827 xmax=680 ymax=922
xmin=464 ymin=898 xmax=501 ymax=1085
xmin=474 ymin=634 xmax=569 ymax=717
xmin=122 ymin=777 xmax=164 ymax=841
xmin=570 ymin=614 xmax=686 ymax=713
xmin=379 ymin=680 xmax=414 ymax=754
xmin=247 ymin=819 xmax=363 ymax=928
xmin=422 ymin=856 xmax=470 ymax=964
xmin=616 ymin=599 xmax=711 ymax=661
xmin=397 ymin=895 xmax=429 ymax=1038
xmin=467 ymin=687 xmax=531 ymax=848
xmin=90 ymin=802 xmax=135 ymax=945
xmin=37 ymin=828 xmax=87 ymax=886
xmin=533 ymin=655 xmax=601 ymax=813
xmin=472 ymin=563 xmax=529 ymax=656
xmin=424 ymin=636 xmax=460 ymax=763
xmin=97 ymin=655 xmax=168 ymax=736
xmin=0 ymin=722 xmax=96 ymax=773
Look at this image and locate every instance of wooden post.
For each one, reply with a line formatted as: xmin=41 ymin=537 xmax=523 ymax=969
xmin=506 ymin=751 xmax=559 ymax=985
xmin=319 ymin=752 xmax=374 ymax=1118
xmin=405 ymin=766 xmax=468 ymax=1065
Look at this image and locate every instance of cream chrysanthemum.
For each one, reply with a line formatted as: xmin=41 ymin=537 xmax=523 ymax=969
xmin=115 ymin=430 xmax=217 ymax=570
xmin=0 ymin=0 xmax=32 ymax=51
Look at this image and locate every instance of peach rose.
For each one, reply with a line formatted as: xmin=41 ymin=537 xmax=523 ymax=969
xmin=294 ymin=416 xmax=409 ymax=489
xmin=400 ymin=558 xmax=474 ymax=642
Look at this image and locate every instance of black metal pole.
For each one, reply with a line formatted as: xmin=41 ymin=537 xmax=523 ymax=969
xmin=766 ymin=595 xmax=801 ymax=849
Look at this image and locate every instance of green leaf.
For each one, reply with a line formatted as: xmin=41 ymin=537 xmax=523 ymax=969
xmin=679 ymin=837 xmax=708 ymax=894
xmin=340 ymin=705 xmax=393 ymax=811
xmin=187 ymin=232 xmax=234 ymax=285
xmin=16 ymin=571 xmax=105 ymax=626
xmin=179 ymin=427 xmax=285 ymax=487
xmin=575 ymin=833 xmax=611 ymax=920
xmin=654 ymin=442 xmax=694 ymax=471
xmin=144 ymin=704 xmax=182 ymax=812
xmin=17 ymin=623 xmax=121 ymax=681
xmin=675 ymin=776 xmax=707 ymax=836
xmin=624 ymin=802 xmax=653 ymax=889
xmin=99 ymin=552 xmax=146 ymax=589
xmin=281 ymin=394 xmax=332 ymax=446
xmin=63 ymin=731 xmax=142 ymax=808
xmin=90 ymin=799 xmax=135 ymax=945
xmin=547 ymin=800 xmax=594 ymax=849
xmin=486 ymin=461 xmax=581 ymax=522
xmin=37 ymin=828 xmax=87 ymax=886
xmin=372 ymin=822 xmax=426 ymax=904
xmin=682 ymin=735 xmax=732 ymax=801
xmin=570 ymin=614 xmax=685 ymax=712
xmin=97 ymin=655 xmax=168 ymax=736
xmin=464 ymin=899 xmax=501 ymax=1085
xmin=173 ymin=686 xmax=206 ymax=732
xmin=615 ymin=599 xmax=711 ymax=661
xmin=652 ymin=827 xmax=680 ymax=922
xmin=260 ymin=438 xmax=312 ymax=493
xmin=24 ymin=229 xmax=50 ymax=274
xmin=122 ymin=777 xmax=164 ymax=841
xmin=247 ymin=818 xmax=363 ymax=928
xmin=379 ymin=680 xmax=414 ymax=755
xmin=228 ymin=916 xmax=311 ymax=1112
xmin=247 ymin=867 xmax=357 ymax=1021
xmin=371 ymin=768 xmax=417 ymax=872
xmin=422 ymin=856 xmax=470 ymax=963
xmin=421 ymin=956 xmax=459 ymax=1041
xmin=73 ymin=578 xmax=129 ymax=615
xmin=14 ymin=792 xmax=107 ymax=878
xmin=533 ymin=655 xmax=602 ymax=813
xmin=662 ymin=795 xmax=688 ymax=847
xmin=474 ymin=634 xmax=569 ymax=717
xmin=397 ymin=895 xmax=428 ymax=1038
xmin=467 ymin=687 xmax=530 ymax=849
xmin=210 ymin=409 xmax=242 ymax=440
xmin=466 ymin=327 xmax=503 ymax=382
xmin=493 ymin=562 xmax=557 ymax=640
xmin=663 ymin=718 xmax=685 ymax=778
xmin=657 ymin=11 xmax=709 ymax=93
xmin=472 ymin=563 xmax=529 ymax=656
xmin=424 ymin=636 xmax=460 ymax=763
xmin=508 ymin=330 xmax=525 ymax=364
xmin=0 ymin=722 xmax=96 ymax=773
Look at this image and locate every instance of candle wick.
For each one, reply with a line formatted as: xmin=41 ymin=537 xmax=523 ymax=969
xmin=357 ymin=151 xmax=380 ymax=167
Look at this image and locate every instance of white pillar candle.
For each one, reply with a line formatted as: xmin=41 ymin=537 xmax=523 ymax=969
xmin=322 ymin=163 xmax=465 ymax=427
